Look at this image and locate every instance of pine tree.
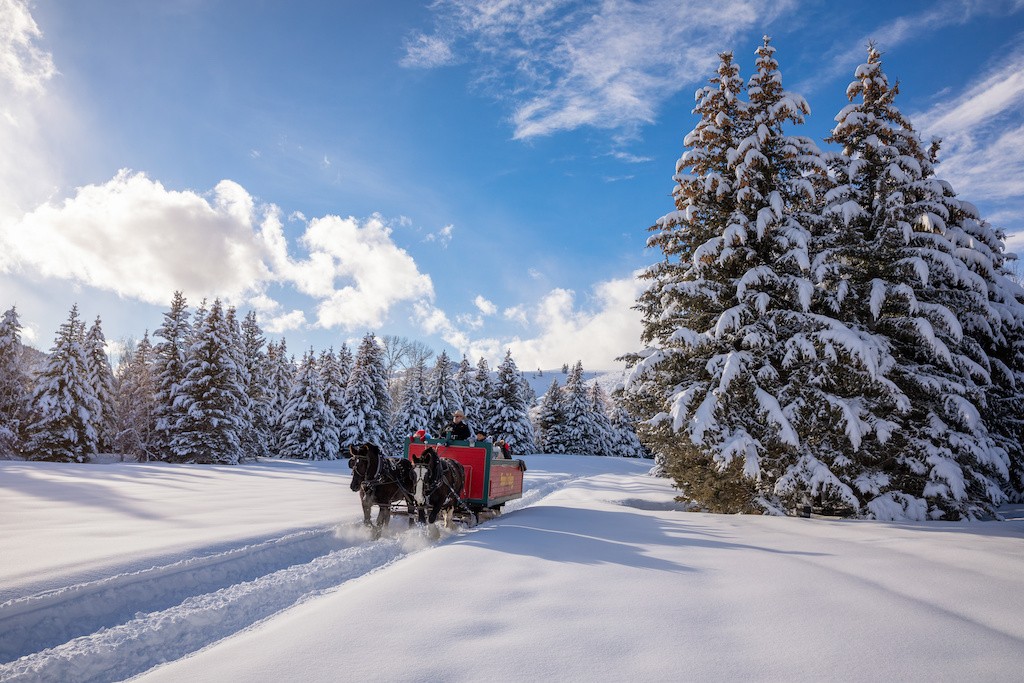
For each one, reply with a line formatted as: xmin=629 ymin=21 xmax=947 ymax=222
xmin=425 ymin=350 xmax=461 ymax=435
xmin=84 ymin=316 xmax=117 ymax=453
xmin=26 ymin=305 xmax=101 ymax=462
xmin=625 ymin=38 xmax=866 ymax=511
xmin=587 ymin=383 xmax=616 ymax=457
xmin=171 ymin=299 xmax=244 ymax=464
xmin=152 ymin=292 xmax=192 ymax=460
xmin=799 ymin=44 xmax=1009 ymax=519
xmin=319 ymin=347 xmax=349 ymax=453
xmin=607 ymin=397 xmax=647 ymax=459
xmin=0 ymin=307 xmax=29 ymax=456
xmin=466 ymin=357 xmax=494 ymax=435
xmin=265 ymin=338 xmax=296 ymax=456
xmin=490 ymin=350 xmax=536 ymax=454
xmin=114 ymin=333 xmax=158 ymax=461
xmin=279 ymin=348 xmax=340 ymax=460
xmin=340 ymin=333 xmax=392 ymax=450
xmin=393 ymin=355 xmax=430 ymax=441
xmin=536 ymin=378 xmax=568 ymax=454
xmin=240 ymin=311 xmax=274 ymax=459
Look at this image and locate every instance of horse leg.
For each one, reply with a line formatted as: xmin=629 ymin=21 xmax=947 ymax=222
xmin=377 ymin=503 xmax=391 ymax=535
xmin=360 ymin=492 xmax=373 ymax=527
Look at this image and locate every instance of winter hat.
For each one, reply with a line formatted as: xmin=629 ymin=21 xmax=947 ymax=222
xmin=414 ymin=429 xmax=426 ymax=439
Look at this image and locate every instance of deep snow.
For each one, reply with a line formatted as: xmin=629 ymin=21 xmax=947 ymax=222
xmin=1 ymin=455 xmax=1022 ymax=682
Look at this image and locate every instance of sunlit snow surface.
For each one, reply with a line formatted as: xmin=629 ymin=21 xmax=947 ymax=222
xmin=1 ymin=455 xmax=1022 ymax=682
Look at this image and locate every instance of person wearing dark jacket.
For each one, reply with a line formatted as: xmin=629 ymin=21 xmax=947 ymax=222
xmin=442 ymin=410 xmax=471 ymax=441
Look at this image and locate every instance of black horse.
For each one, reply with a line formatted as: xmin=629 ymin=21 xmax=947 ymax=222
xmin=348 ymin=443 xmax=415 ymax=538
xmin=410 ymin=447 xmax=466 ymax=537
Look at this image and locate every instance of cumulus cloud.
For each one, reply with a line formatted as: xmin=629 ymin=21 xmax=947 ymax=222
xmin=0 ymin=0 xmax=56 ymax=93
xmin=477 ymin=276 xmax=643 ymax=370
xmin=441 ymin=275 xmax=645 ymax=371
xmin=474 ymin=295 xmax=496 ymax=315
xmin=0 ymin=170 xmax=438 ymax=333
xmin=404 ymin=0 xmax=793 ymax=139
xmin=0 ymin=171 xmax=271 ymax=305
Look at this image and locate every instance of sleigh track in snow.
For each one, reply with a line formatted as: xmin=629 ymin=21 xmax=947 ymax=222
xmin=0 ymin=471 xmax=579 ymax=683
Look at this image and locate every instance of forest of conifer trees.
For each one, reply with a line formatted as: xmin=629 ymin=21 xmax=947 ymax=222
xmin=0 ymin=297 xmax=646 ymax=465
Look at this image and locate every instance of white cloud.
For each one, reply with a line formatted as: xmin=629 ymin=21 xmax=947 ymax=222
xmin=400 ymin=33 xmax=456 ymax=68
xmin=914 ymin=47 xmax=1024 ymax=204
xmin=406 ymin=0 xmax=793 ymax=139
xmin=0 ymin=170 xmax=438 ymax=333
xmin=804 ymin=0 xmax=1024 ymax=95
xmin=424 ymin=223 xmax=454 ymax=248
xmin=0 ymin=0 xmax=64 ymax=225
xmin=406 ymin=271 xmax=643 ymax=371
xmin=474 ymin=295 xmax=496 ymax=315
xmin=0 ymin=170 xmax=271 ymax=305
xmin=0 ymin=0 xmax=56 ymax=93
xmin=503 ymin=305 xmax=529 ymax=325
xmin=486 ymin=276 xmax=644 ymax=371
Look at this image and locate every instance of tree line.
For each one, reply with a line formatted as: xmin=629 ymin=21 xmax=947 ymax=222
xmin=0 ymin=294 xmax=646 ymax=463
xmin=624 ymin=39 xmax=1024 ymax=520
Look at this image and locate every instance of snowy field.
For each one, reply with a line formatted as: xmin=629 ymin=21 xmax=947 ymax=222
xmin=1 ymin=455 xmax=1023 ymax=683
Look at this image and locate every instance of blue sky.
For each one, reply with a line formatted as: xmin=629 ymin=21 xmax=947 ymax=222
xmin=1 ymin=0 xmax=1023 ymax=371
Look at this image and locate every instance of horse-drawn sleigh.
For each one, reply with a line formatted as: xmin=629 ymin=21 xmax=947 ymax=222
xmin=348 ymin=438 xmax=526 ymax=538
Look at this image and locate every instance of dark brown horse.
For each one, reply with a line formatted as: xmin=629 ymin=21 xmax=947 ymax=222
xmin=410 ymin=447 xmax=466 ymax=537
xmin=348 ymin=443 xmax=414 ymax=538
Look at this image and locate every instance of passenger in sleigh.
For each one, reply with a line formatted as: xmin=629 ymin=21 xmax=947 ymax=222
xmin=409 ymin=429 xmax=430 ymax=444
xmin=441 ymin=410 xmax=471 ymax=442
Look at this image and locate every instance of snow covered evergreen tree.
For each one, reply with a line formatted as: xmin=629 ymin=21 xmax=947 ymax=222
xmin=319 ymin=347 xmax=349 ymax=453
xmin=279 ymin=348 xmax=340 ymax=460
xmin=490 ymin=350 xmax=536 ymax=454
xmin=393 ymin=355 xmax=430 ymax=441
xmin=224 ymin=307 xmax=256 ymax=461
xmin=536 ymin=378 xmax=568 ymax=454
xmin=624 ymin=40 xmax=837 ymax=512
xmin=84 ymin=317 xmax=117 ymax=453
xmin=340 ymin=333 xmax=392 ymax=450
xmin=587 ymin=383 xmax=615 ymax=457
xmin=561 ymin=361 xmax=597 ymax=454
xmin=800 ymin=44 xmax=1010 ymax=519
xmin=240 ymin=311 xmax=274 ymax=459
xmin=465 ymin=357 xmax=494 ymax=435
xmin=114 ymin=333 xmax=157 ymax=461
xmin=152 ymin=292 xmax=192 ymax=460
xmin=607 ymin=398 xmax=647 ymax=459
xmin=0 ymin=307 xmax=29 ymax=456
xmin=425 ymin=350 xmax=461 ymax=435
xmin=170 ymin=299 xmax=244 ymax=464
xmin=26 ymin=305 xmax=101 ymax=463
xmin=265 ymin=339 xmax=296 ymax=456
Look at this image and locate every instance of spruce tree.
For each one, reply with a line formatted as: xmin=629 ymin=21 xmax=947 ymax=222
xmin=425 ymin=350 xmax=461 ymax=435
xmin=624 ymin=40 xmax=837 ymax=512
xmin=0 ymin=307 xmax=29 ymax=456
xmin=114 ymin=333 xmax=158 ymax=461
xmin=265 ymin=338 xmax=296 ymax=456
xmin=801 ymin=44 xmax=1009 ymax=519
xmin=240 ymin=311 xmax=274 ymax=459
xmin=466 ymin=357 xmax=494 ymax=435
xmin=561 ymin=361 xmax=593 ymax=454
xmin=536 ymin=378 xmax=568 ymax=454
xmin=279 ymin=348 xmax=340 ymax=460
xmin=393 ymin=355 xmax=431 ymax=440
xmin=319 ymin=347 xmax=349 ymax=453
xmin=607 ymin=398 xmax=647 ymax=459
xmin=490 ymin=350 xmax=536 ymax=454
xmin=152 ymin=292 xmax=192 ymax=460
xmin=340 ymin=333 xmax=392 ymax=450
xmin=84 ymin=317 xmax=117 ymax=453
xmin=587 ymin=383 xmax=616 ymax=457
xmin=26 ymin=305 xmax=100 ymax=462
xmin=171 ymin=299 xmax=244 ymax=464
